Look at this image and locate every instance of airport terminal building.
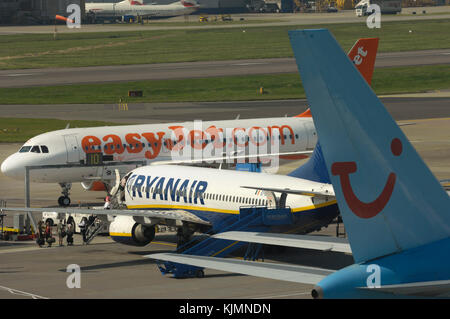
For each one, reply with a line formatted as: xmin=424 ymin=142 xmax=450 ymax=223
xmin=1 ymin=0 xmax=449 ymax=24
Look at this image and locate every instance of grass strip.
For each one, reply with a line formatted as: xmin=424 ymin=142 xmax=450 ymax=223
xmin=0 ymin=64 xmax=449 ymax=104
xmin=0 ymin=118 xmax=123 ymax=143
xmin=0 ymin=19 xmax=449 ymax=69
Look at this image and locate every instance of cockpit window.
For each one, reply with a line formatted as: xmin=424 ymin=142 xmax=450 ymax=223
xmin=19 ymin=146 xmax=32 ymax=153
xmin=30 ymin=145 xmax=41 ymax=153
xmin=41 ymin=145 xmax=49 ymax=153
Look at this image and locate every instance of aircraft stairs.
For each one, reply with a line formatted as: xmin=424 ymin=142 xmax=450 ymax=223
xmin=156 ymin=206 xmax=293 ymax=278
xmin=84 ymin=218 xmax=105 ymax=245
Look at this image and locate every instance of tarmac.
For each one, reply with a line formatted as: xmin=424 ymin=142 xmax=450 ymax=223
xmin=0 ymin=102 xmax=448 ymax=299
xmin=2 ymin=49 xmax=450 ymax=88
xmin=0 ymin=9 xmax=448 ymax=298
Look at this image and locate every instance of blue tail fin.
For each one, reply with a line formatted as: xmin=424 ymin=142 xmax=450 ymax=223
xmin=288 ymin=142 xmax=330 ymax=184
xmin=289 ymin=29 xmax=450 ymax=263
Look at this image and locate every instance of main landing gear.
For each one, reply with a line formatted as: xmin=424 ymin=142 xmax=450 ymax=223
xmin=58 ymin=183 xmax=72 ymax=207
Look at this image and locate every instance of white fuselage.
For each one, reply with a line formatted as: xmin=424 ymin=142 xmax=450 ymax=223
xmin=124 ymin=164 xmax=336 ymax=226
xmin=1 ymin=117 xmax=316 ymax=184
xmin=86 ymin=1 xmax=197 ymax=18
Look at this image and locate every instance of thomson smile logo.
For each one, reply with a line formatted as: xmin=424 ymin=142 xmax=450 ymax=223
xmin=331 ymin=138 xmax=402 ymax=219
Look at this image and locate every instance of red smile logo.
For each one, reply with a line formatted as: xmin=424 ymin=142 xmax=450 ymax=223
xmin=331 ymin=138 xmax=402 ymax=219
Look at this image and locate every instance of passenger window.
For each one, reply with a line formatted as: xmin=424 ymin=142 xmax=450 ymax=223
xmin=19 ymin=146 xmax=32 ymax=153
xmin=31 ymin=146 xmax=40 ymax=153
xmin=41 ymin=145 xmax=49 ymax=153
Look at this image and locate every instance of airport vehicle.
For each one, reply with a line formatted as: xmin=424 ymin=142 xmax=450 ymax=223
xmin=86 ymin=0 xmax=199 ymax=21
xmin=149 ymin=29 xmax=450 ymax=298
xmin=0 ymin=38 xmax=378 ymax=207
xmin=259 ymin=3 xmax=280 ymax=13
xmin=355 ymin=0 xmax=401 ymax=16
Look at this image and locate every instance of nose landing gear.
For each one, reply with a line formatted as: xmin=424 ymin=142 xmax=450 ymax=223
xmin=58 ymin=183 xmax=72 ymax=207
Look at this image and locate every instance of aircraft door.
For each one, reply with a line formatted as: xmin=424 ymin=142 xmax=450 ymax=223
xmin=303 ymin=122 xmax=317 ymax=150
xmin=63 ymin=135 xmax=80 ymax=163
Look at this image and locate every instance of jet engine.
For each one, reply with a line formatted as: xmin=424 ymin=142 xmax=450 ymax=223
xmin=109 ymin=216 xmax=155 ymax=246
xmin=81 ymin=181 xmax=107 ymax=191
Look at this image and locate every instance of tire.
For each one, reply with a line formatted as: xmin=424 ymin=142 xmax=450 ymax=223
xmin=62 ymin=196 xmax=71 ymax=207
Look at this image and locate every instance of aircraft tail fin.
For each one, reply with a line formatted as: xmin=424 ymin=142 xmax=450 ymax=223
xmin=129 ymin=0 xmax=143 ymax=5
xmin=181 ymin=0 xmax=198 ymax=7
xmin=346 ymin=37 xmax=378 ymax=85
xmin=288 ymin=142 xmax=330 ymax=184
xmin=293 ymin=37 xmax=378 ymax=118
xmin=289 ymin=29 xmax=450 ymax=263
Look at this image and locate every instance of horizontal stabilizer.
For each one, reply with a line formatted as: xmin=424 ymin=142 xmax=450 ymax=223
xmin=147 ymin=253 xmax=333 ymax=285
xmin=358 ymin=280 xmax=450 ymax=297
xmin=0 ymin=207 xmax=211 ymax=226
xmin=241 ymin=185 xmax=335 ymax=198
xmin=212 ymin=231 xmax=351 ymax=253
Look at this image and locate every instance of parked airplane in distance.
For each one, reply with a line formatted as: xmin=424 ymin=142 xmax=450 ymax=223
xmin=149 ymin=29 xmax=450 ymax=298
xmin=0 ymin=38 xmax=378 ymax=207
xmin=85 ymin=0 xmax=199 ymax=21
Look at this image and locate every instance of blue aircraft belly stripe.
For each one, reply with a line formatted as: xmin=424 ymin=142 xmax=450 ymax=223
xmin=126 ymin=201 xmax=338 ymax=227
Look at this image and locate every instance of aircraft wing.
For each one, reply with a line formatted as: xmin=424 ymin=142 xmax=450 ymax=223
xmin=358 ymin=280 xmax=450 ymax=297
xmin=241 ymin=185 xmax=335 ymax=198
xmin=0 ymin=207 xmax=211 ymax=226
xmin=147 ymin=253 xmax=333 ymax=285
xmin=212 ymin=231 xmax=351 ymax=253
xmin=149 ymin=150 xmax=313 ymax=166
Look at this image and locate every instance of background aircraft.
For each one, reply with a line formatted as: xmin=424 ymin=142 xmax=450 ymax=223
xmin=149 ymin=29 xmax=450 ymax=298
xmin=85 ymin=0 xmax=199 ymax=21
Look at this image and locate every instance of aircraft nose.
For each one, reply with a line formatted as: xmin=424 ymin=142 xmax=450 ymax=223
xmin=1 ymin=154 xmax=22 ymax=178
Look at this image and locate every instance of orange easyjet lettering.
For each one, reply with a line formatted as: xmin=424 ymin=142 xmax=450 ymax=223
xmin=81 ymin=135 xmax=101 ymax=153
xmin=103 ymin=134 xmax=124 ymax=155
xmin=141 ymin=132 xmax=165 ymax=159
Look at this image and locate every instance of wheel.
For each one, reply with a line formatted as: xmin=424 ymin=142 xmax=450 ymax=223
xmin=58 ymin=196 xmax=71 ymax=207
xmin=196 ymin=269 xmax=204 ymax=278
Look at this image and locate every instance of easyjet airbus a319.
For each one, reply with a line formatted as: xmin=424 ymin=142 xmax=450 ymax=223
xmin=1 ymin=38 xmax=378 ymax=206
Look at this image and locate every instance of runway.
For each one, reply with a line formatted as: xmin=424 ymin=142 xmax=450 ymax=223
xmin=0 ymin=96 xmax=449 ymax=124
xmin=1 ymin=49 xmax=450 ymax=88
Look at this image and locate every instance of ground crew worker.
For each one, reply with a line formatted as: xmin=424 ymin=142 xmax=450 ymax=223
xmin=78 ymin=218 xmax=87 ymax=244
xmin=36 ymin=220 xmax=44 ymax=247
xmin=45 ymin=221 xmax=54 ymax=247
xmin=104 ymin=196 xmax=111 ymax=209
xmin=66 ymin=223 xmax=74 ymax=246
xmin=57 ymin=219 xmax=65 ymax=246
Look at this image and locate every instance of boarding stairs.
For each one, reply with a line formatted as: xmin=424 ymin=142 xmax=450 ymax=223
xmin=84 ymin=218 xmax=105 ymax=245
xmin=156 ymin=206 xmax=293 ymax=278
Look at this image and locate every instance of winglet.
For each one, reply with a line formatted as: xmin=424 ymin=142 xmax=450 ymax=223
xmin=294 ymin=109 xmax=312 ymax=118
